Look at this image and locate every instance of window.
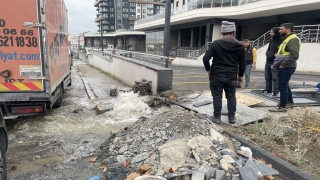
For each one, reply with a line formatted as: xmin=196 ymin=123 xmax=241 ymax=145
xmin=110 ymin=13 xmax=114 ymax=17
xmin=148 ymin=4 xmax=153 ymax=8
xmin=123 ymin=2 xmax=128 ymax=6
xmin=117 ymin=2 xmax=121 ymax=6
xmin=118 ymin=19 xmax=122 ymax=23
xmin=123 ymin=14 xmax=129 ymax=18
xmin=176 ymin=1 xmax=179 ymax=7
xmin=130 ymin=8 xmax=135 ymax=12
xmin=143 ymin=4 xmax=146 ymax=7
xmin=130 ymin=3 xmax=135 ymax=6
xmin=137 ymin=9 xmax=140 ymax=13
xmin=183 ymin=0 xmax=185 ymax=5
xmin=123 ymin=8 xmax=128 ymax=12
xmin=148 ymin=10 xmax=153 ymax=14
xmin=130 ymin=21 xmax=135 ymax=24
xmin=110 ymin=8 xmax=114 ymax=12
xmin=143 ymin=15 xmax=146 ymax=18
xmin=137 ymin=3 xmax=140 ymax=7
xmin=137 ymin=15 xmax=141 ymax=18
xmin=110 ymin=26 xmax=114 ymax=30
xmin=130 ymin=26 xmax=134 ymax=29
xmin=118 ymin=13 xmax=122 ymax=18
xmin=143 ymin=9 xmax=146 ymax=13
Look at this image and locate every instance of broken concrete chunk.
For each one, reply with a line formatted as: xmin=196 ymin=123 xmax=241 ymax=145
xmin=158 ymin=139 xmax=189 ymax=168
xmin=231 ymin=175 xmax=241 ymax=180
xmin=244 ymin=159 xmax=263 ymax=178
xmin=215 ymin=150 xmax=223 ymax=159
xmin=210 ymin=128 xmax=225 ymax=143
xmin=222 ymin=155 xmax=236 ymax=164
xmin=188 ymin=135 xmax=213 ymax=150
xmin=116 ymin=155 xmax=127 ymax=165
xmin=191 ymin=170 xmax=205 ymax=180
xmin=135 ymin=175 xmax=167 ymax=180
xmin=118 ymin=144 xmax=128 ymax=154
xmin=204 ymin=168 xmax=216 ymax=180
xmin=161 ymin=169 xmax=193 ymax=179
xmin=170 ymin=133 xmax=183 ymax=141
xmin=215 ymin=169 xmax=229 ymax=180
xmin=192 ymin=150 xmax=202 ymax=164
xmin=198 ymin=164 xmax=211 ymax=174
xmin=219 ymin=159 xmax=228 ymax=171
xmin=238 ymin=167 xmax=258 ymax=180
xmin=132 ymin=152 xmax=149 ymax=164
xmin=255 ymin=161 xmax=279 ymax=176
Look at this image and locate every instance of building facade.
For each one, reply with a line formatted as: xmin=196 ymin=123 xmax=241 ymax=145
xmin=94 ymin=0 xmax=165 ymax=33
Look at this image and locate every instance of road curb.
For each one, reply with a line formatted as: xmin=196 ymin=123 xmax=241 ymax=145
xmin=222 ymin=129 xmax=317 ymax=180
xmin=77 ymin=67 xmax=106 ymax=115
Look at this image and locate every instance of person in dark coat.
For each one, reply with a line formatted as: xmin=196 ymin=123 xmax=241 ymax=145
xmin=263 ymin=27 xmax=282 ymax=96
xmin=203 ymin=21 xmax=245 ymax=124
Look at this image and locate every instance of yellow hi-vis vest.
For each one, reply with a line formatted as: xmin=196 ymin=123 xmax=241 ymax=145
xmin=276 ymin=34 xmax=301 ymax=56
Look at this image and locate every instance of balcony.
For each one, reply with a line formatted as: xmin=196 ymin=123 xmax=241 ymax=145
xmin=94 ymin=0 xmax=107 ymax=7
xmin=129 ymin=17 xmax=140 ymax=21
xmin=128 ymin=0 xmax=165 ymax=5
xmin=100 ymin=2 xmax=109 ymax=7
xmin=100 ymin=8 xmax=109 ymax=13
xmin=135 ymin=0 xmax=266 ymax=26
xmin=102 ymin=21 xmax=110 ymax=24
xmin=95 ymin=14 xmax=109 ymax=22
xmin=96 ymin=7 xmax=99 ymax=11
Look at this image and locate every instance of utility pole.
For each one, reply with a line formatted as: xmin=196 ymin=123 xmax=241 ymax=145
xmin=100 ymin=20 xmax=103 ymax=51
xmin=163 ymin=0 xmax=171 ymax=68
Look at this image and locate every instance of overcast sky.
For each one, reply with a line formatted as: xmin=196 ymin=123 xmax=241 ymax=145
xmin=65 ymin=0 xmax=97 ymax=34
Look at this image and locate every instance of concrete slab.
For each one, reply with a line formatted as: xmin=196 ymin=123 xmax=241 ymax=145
xmin=174 ymin=93 xmax=268 ymax=127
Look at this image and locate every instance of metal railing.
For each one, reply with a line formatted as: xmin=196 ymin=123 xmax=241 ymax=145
xmin=175 ymin=42 xmax=212 ymax=60
xmin=92 ymin=49 xmax=169 ymax=68
xmin=135 ymin=0 xmax=263 ymax=25
xmin=251 ymin=24 xmax=320 ymax=49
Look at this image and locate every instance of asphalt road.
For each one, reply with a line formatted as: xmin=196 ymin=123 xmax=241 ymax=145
xmin=170 ymin=65 xmax=320 ymax=91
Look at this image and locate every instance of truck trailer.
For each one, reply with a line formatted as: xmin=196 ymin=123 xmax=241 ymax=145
xmin=0 ymin=0 xmax=71 ymax=118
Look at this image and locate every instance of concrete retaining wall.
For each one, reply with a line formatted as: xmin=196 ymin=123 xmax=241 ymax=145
xmin=172 ymin=43 xmax=320 ymax=73
xmin=256 ymin=43 xmax=320 ymax=73
xmin=86 ymin=54 xmax=173 ymax=95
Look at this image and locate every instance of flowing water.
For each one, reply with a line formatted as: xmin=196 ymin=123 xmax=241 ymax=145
xmin=5 ymin=61 xmax=152 ymax=179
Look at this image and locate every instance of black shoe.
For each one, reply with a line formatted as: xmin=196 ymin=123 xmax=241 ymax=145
xmin=272 ymin=92 xmax=279 ymax=96
xmin=236 ymin=85 xmax=241 ymax=88
xmin=211 ymin=116 xmax=222 ymax=124
xmin=228 ymin=116 xmax=236 ymax=124
xmin=262 ymin=90 xmax=272 ymax=93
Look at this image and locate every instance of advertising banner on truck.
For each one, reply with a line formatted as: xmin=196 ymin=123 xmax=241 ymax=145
xmin=45 ymin=0 xmax=70 ymax=88
xmin=0 ymin=0 xmax=43 ymax=92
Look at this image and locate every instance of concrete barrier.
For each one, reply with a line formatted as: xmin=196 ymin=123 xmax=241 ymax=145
xmin=87 ymin=53 xmax=173 ymax=95
xmin=253 ymin=43 xmax=320 ymax=73
xmin=172 ymin=43 xmax=320 ymax=73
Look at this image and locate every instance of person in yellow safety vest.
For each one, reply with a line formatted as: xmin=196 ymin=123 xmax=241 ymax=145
xmin=269 ymin=23 xmax=301 ymax=112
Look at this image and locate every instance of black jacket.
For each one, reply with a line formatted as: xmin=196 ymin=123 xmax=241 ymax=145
xmin=266 ymin=27 xmax=282 ymax=63
xmin=203 ymin=37 xmax=245 ymax=77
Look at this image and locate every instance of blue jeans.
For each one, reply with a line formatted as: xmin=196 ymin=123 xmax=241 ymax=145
xmin=265 ymin=62 xmax=278 ymax=93
xmin=278 ymin=67 xmax=296 ymax=108
xmin=245 ymin=64 xmax=252 ymax=87
xmin=210 ymin=74 xmax=237 ymax=117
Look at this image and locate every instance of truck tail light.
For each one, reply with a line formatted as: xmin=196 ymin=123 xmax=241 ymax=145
xmin=11 ymin=106 xmax=44 ymax=114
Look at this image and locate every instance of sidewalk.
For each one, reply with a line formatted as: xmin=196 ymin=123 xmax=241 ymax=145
xmin=76 ymin=59 xmax=130 ymax=114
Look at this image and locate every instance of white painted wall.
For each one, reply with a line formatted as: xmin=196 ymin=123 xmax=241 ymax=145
xmin=212 ymin=24 xmax=222 ymax=41
xmin=173 ymin=43 xmax=320 ymax=73
xmin=257 ymin=43 xmax=320 ymax=72
xmin=88 ymin=54 xmax=159 ymax=94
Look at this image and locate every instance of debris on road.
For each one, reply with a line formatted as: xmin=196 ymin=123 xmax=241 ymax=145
xmin=96 ymin=105 xmax=280 ymax=180
xmin=133 ymin=79 xmax=152 ymax=96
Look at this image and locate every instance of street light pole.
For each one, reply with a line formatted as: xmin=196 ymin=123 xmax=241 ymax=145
xmin=163 ymin=0 xmax=171 ymax=68
xmin=100 ymin=20 xmax=103 ymax=51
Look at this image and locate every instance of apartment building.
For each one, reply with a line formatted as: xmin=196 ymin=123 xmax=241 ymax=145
xmin=94 ymin=0 xmax=165 ymax=33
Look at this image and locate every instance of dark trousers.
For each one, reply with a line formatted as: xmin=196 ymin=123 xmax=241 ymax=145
xmin=278 ymin=67 xmax=296 ymax=108
xmin=210 ymin=74 xmax=237 ymax=117
xmin=265 ymin=62 xmax=278 ymax=93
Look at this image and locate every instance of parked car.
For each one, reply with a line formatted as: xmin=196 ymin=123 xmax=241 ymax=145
xmin=0 ymin=109 xmax=7 ymax=180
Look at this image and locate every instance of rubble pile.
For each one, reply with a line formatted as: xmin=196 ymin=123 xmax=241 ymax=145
xmin=97 ymin=105 xmax=279 ymax=180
